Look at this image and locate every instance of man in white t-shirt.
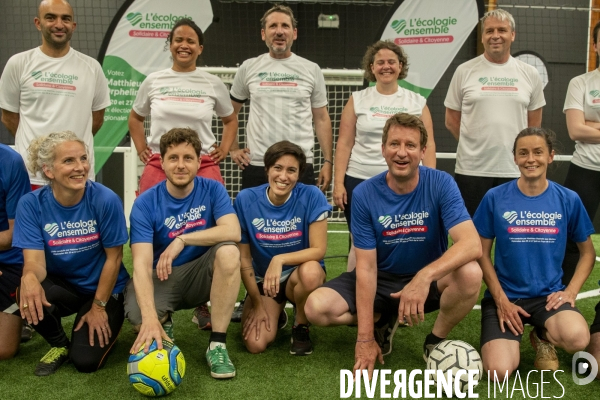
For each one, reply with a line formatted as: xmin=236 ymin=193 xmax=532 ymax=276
xmin=0 ymin=0 xmax=110 ymax=187
xmin=229 ymin=4 xmax=333 ymax=193
xmin=444 ymin=8 xmax=545 ymax=216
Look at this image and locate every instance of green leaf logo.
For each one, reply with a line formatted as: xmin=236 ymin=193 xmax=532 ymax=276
xmin=391 ymin=19 xmax=406 ymax=34
xmin=258 ymin=72 xmax=268 ymax=80
xmin=478 ymin=77 xmax=488 ymax=85
xmin=369 ymin=107 xmax=379 ymax=113
xmin=590 ymin=90 xmax=600 ymax=98
xmin=31 ymin=70 xmax=42 ymax=79
xmin=126 ymin=12 xmax=142 ymax=26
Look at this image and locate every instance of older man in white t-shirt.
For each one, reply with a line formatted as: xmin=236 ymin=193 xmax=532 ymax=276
xmin=229 ymin=4 xmax=333 ymax=193
xmin=444 ymin=8 xmax=545 ymax=216
xmin=0 ymin=0 xmax=110 ymax=187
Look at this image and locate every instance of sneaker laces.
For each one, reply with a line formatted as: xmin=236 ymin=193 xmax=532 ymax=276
xmin=293 ymin=325 xmax=310 ymax=342
xmin=209 ymin=345 xmax=230 ymax=365
xmin=40 ymin=347 xmax=68 ymax=363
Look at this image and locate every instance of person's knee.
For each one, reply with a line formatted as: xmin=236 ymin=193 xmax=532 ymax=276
xmin=244 ymin=337 xmax=270 ymax=354
xmin=0 ymin=344 xmax=19 ymax=360
xmin=70 ymin=352 xmax=102 ymax=373
xmin=485 ymin=367 xmax=514 ymax=384
xmin=214 ymin=245 xmax=240 ymax=274
xmin=557 ymin=328 xmax=589 ymax=353
xmin=453 ymin=261 xmax=482 ymax=296
xmin=305 ymin=289 xmax=332 ymax=326
xmin=297 ymin=263 xmax=325 ymax=293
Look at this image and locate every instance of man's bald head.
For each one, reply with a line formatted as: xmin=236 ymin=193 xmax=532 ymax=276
xmin=35 ymin=0 xmax=76 ymax=55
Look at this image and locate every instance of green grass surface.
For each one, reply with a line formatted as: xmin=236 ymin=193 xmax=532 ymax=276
xmin=2 ymin=223 xmax=600 ymax=399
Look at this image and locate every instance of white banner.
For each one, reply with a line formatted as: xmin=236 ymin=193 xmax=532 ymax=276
xmin=379 ymin=0 xmax=480 ymax=97
xmin=94 ymin=0 xmax=213 ymax=172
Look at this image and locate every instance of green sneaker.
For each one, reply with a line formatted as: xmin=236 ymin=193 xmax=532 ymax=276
xmin=206 ymin=345 xmax=236 ymax=379
xmin=34 ymin=346 xmax=69 ymax=376
xmin=162 ymin=315 xmax=174 ymax=342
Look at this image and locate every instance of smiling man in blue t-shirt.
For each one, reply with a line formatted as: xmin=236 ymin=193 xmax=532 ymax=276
xmin=125 ymin=128 xmax=241 ymax=379
xmin=306 ymin=113 xmax=482 ymax=380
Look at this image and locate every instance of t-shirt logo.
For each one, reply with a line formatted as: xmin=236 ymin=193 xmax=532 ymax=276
xmin=478 ymin=77 xmax=488 ymax=85
xmin=252 ymin=218 xmax=266 ymax=230
xmin=502 ymin=211 xmax=518 ymax=224
xmin=164 ymin=216 xmax=176 ymax=229
xmin=44 ymin=222 xmax=59 ymax=237
xmin=589 ymin=90 xmax=600 ymax=104
xmin=31 ymin=70 xmax=43 ymax=80
xmin=378 ymin=215 xmax=392 ymax=228
xmin=258 ymin=72 xmax=268 ymax=80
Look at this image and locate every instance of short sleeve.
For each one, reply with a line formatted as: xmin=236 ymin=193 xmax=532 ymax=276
xmin=210 ymin=182 xmax=236 ymax=221
xmin=306 ymin=186 xmax=331 ymax=224
xmin=212 ymin=77 xmax=234 ymax=118
xmin=527 ymin=67 xmax=546 ymax=111
xmin=233 ymin=191 xmax=249 ymax=244
xmin=567 ymin=194 xmax=595 ymax=243
xmin=310 ymin=66 xmax=328 ymax=108
xmin=473 ymin=192 xmax=496 ymax=239
xmin=129 ymin=196 xmax=155 ymax=244
xmin=5 ymin=156 xmax=30 ymax=219
xmin=92 ymin=62 xmax=111 ymax=111
xmin=563 ymin=76 xmax=585 ymax=113
xmin=437 ymin=173 xmax=471 ymax=232
xmin=0 ymin=55 xmax=23 ymax=113
xmin=351 ymin=184 xmax=377 ymax=250
xmin=230 ymin=62 xmax=250 ymax=102
xmin=13 ymin=194 xmax=44 ymax=250
xmin=132 ymin=75 xmax=152 ymax=117
xmin=444 ymin=66 xmax=463 ymax=111
xmin=96 ymin=188 xmax=128 ymax=248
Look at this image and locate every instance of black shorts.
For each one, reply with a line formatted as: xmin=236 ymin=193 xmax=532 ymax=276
xmin=0 ymin=264 xmax=21 ymax=315
xmin=322 ymin=269 xmax=441 ymax=315
xmin=590 ymin=300 xmax=600 ymax=334
xmin=255 ymin=273 xmax=292 ymax=305
xmin=480 ymin=296 xmax=581 ymax=346
xmin=454 ymin=174 xmax=514 ymax=217
xmin=342 ymin=174 xmax=365 ymax=233
xmin=241 ymin=164 xmax=316 ymax=190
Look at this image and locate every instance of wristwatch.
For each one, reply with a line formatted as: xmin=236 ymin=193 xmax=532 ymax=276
xmin=93 ymin=298 xmax=107 ymax=308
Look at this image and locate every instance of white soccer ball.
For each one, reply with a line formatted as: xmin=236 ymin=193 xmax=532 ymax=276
xmin=426 ymin=340 xmax=483 ymax=393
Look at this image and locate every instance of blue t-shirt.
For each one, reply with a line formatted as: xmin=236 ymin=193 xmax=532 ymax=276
xmin=0 ymin=144 xmax=30 ymax=268
xmin=12 ymin=181 xmax=130 ymax=295
xmin=352 ymin=167 xmax=470 ymax=275
xmin=473 ymin=180 xmax=594 ymax=299
xmin=234 ymin=183 xmax=331 ymax=278
xmin=130 ymin=177 xmax=235 ymax=268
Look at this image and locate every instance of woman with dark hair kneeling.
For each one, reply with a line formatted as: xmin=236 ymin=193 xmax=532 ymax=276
xmin=13 ymin=131 xmax=129 ymax=375
xmin=234 ymin=141 xmax=331 ymax=355
xmin=474 ymin=127 xmax=595 ymax=380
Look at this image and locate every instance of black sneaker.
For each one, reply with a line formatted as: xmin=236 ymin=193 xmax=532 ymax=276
xmin=21 ymin=323 xmax=34 ymax=342
xmin=290 ymin=324 xmax=313 ymax=355
xmin=374 ymin=314 xmax=399 ymax=356
xmin=278 ymin=308 xmax=289 ymax=330
xmin=34 ymin=346 xmax=69 ymax=376
xmin=231 ymin=299 xmax=245 ymax=323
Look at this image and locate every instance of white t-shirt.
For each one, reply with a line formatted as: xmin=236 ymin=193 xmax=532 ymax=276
xmin=563 ymin=69 xmax=600 ymax=171
xmin=445 ymin=55 xmax=545 ymax=178
xmin=347 ymin=85 xmax=426 ymax=180
xmin=133 ymin=68 xmax=233 ymax=156
xmin=0 ymin=47 xmax=110 ymax=184
xmin=230 ymin=53 xmax=328 ymax=165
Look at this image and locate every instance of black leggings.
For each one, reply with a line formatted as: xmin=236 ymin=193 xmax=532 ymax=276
xmin=19 ymin=275 xmax=124 ymax=373
xmin=561 ymin=163 xmax=600 ymax=285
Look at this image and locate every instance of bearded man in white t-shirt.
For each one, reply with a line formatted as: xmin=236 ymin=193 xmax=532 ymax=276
xmin=444 ymin=8 xmax=545 ymax=216
xmin=0 ymin=0 xmax=110 ymax=188
xmin=229 ymin=4 xmax=333 ymax=193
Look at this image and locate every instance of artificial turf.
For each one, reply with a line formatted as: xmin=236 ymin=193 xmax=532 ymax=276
xmin=2 ymin=223 xmax=599 ymax=399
